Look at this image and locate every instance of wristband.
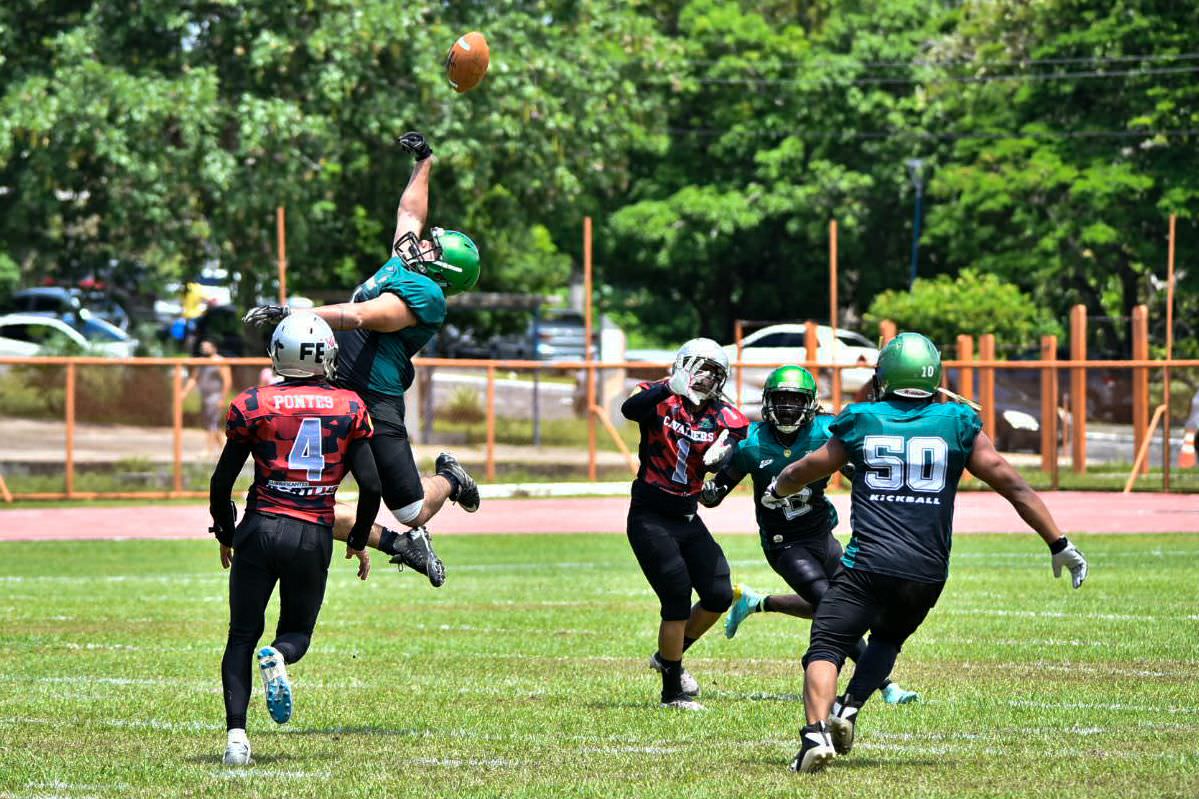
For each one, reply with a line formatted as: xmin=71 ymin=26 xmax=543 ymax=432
xmin=1048 ymin=537 xmax=1069 ymax=555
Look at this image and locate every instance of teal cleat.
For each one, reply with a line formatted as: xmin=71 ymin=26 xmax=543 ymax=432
xmin=881 ymin=682 xmax=919 ymax=705
xmin=258 ymin=646 xmax=293 ymax=724
xmin=724 ymin=584 xmax=764 ymax=639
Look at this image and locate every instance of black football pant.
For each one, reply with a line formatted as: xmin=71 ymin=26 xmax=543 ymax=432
xmin=221 ymin=512 xmax=333 ymax=730
xmin=627 ymin=504 xmax=734 ymax=621
xmin=804 ymin=567 xmax=944 ymax=699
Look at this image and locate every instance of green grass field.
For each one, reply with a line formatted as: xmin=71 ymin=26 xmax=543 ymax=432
xmin=1 ymin=533 xmax=1197 ymax=798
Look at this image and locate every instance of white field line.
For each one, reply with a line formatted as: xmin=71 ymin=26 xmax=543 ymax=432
xmin=216 ymin=769 xmax=332 ymax=780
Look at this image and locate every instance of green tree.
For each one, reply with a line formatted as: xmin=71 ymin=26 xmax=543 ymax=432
xmin=864 ymin=268 xmax=1060 ymax=355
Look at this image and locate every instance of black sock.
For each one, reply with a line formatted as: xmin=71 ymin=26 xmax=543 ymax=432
xmin=378 ymin=528 xmax=401 ymax=556
xmin=761 ymin=596 xmax=773 ymax=613
xmin=439 ymin=469 xmax=462 ymax=500
xmin=846 ymin=638 xmax=901 ymax=701
xmin=658 ymin=655 xmax=683 ymax=698
xmin=681 ymin=636 xmax=697 ymax=653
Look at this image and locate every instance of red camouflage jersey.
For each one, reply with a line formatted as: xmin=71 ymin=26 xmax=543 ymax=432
xmin=634 ymin=381 xmax=749 ymax=496
xmin=225 ymin=381 xmax=373 ymax=526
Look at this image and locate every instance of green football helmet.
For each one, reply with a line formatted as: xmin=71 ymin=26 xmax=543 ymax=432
xmin=876 ymin=332 xmax=941 ymax=399
xmin=762 ymin=365 xmax=820 ymax=433
xmin=394 ymin=227 xmax=481 ymax=296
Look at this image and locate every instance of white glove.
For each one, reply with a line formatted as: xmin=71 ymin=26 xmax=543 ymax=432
xmin=668 ymin=357 xmax=702 ymax=405
xmin=703 ymin=429 xmax=732 ymax=468
xmin=1051 ymin=540 xmax=1088 ymax=589
xmin=760 ymin=479 xmax=788 ymax=510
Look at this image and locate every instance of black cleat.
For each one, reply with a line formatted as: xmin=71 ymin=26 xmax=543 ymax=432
xmin=828 ymin=694 xmax=861 ymax=755
xmin=388 ymin=526 xmax=446 ymax=587
xmin=790 ymin=721 xmax=836 ymax=774
xmin=436 ymin=451 xmax=480 ymax=513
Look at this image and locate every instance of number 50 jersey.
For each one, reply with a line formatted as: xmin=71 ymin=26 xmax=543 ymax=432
xmin=831 ymin=399 xmax=982 ymax=582
xmin=225 ymin=381 xmax=374 ymax=526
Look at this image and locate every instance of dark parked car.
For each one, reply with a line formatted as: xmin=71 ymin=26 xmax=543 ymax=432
xmin=946 ymin=368 xmax=1065 ymax=454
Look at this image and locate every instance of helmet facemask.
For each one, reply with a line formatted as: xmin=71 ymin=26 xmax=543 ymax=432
xmin=393 ymin=229 xmax=443 ymax=278
xmin=679 ymin=356 xmax=728 ymax=402
xmin=764 ymin=388 xmax=817 ymax=434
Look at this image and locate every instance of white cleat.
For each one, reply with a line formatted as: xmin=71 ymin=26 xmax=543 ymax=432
xmin=223 ymin=731 xmax=251 ymax=766
xmin=660 ymin=693 xmax=707 ymax=711
xmin=790 ymin=722 xmax=836 ymax=774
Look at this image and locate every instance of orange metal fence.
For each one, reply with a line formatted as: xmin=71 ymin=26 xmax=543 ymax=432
xmin=1 ymin=353 xmax=1197 ymax=501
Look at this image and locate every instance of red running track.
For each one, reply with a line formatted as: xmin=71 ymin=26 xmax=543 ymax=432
xmin=0 ymin=492 xmax=1195 ymax=541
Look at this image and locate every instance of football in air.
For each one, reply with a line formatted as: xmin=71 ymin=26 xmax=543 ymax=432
xmin=445 ymin=32 xmax=490 ymax=93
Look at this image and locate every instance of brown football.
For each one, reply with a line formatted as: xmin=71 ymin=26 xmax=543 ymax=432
xmin=445 ymin=32 xmax=490 ymax=94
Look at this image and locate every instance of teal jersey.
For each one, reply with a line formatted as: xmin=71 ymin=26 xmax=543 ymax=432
xmin=831 ymin=399 xmax=983 ymax=582
xmin=728 ymin=417 xmax=839 ymax=549
xmin=334 ymin=258 xmax=447 ymax=397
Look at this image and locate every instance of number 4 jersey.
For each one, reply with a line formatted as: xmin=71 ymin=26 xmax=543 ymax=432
xmin=831 ymin=398 xmax=982 ymax=582
xmin=225 ymin=380 xmax=374 ymax=526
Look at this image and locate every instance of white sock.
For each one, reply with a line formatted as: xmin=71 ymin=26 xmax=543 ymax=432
xmin=227 ymin=728 xmax=248 ymax=745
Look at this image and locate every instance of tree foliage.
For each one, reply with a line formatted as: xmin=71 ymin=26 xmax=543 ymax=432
xmin=0 ymin=0 xmax=1195 ymax=350
xmin=864 ymin=269 xmax=1060 ymax=356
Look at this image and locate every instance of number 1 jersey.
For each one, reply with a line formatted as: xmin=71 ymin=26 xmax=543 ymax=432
xmin=225 ymin=381 xmax=374 ymax=526
xmin=831 ymin=398 xmax=982 ymax=582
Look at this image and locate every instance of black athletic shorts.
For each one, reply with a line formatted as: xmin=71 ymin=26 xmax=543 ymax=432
xmin=764 ymin=534 xmax=845 ymax=605
xmin=361 ymin=392 xmax=424 ymax=514
xmin=626 ymin=502 xmax=733 ymax=621
xmin=805 ymin=566 xmax=945 ymax=668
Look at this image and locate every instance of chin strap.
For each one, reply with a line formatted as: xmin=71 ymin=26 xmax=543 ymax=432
xmin=937 ymin=386 xmax=982 ymax=412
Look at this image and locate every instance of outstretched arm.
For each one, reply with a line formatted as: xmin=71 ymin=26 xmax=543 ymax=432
xmin=310 ymin=294 xmax=419 ymax=334
xmin=700 ymin=465 xmax=746 ymax=508
xmin=966 ymin=430 xmax=1087 ymax=588
xmin=393 ymin=133 xmax=435 ymax=249
xmin=966 ymin=432 xmax=1061 ymax=545
xmin=774 ymin=439 xmax=849 ymax=497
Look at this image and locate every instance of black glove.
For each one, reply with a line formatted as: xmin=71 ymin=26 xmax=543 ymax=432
xmin=209 ymin=500 xmax=237 ymax=547
xmin=396 ymin=131 xmax=433 ymax=161
xmin=699 ymin=479 xmax=727 ymax=508
xmin=242 ymin=304 xmax=290 ymax=328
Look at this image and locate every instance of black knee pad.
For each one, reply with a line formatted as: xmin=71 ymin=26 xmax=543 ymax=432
xmin=660 ymin=591 xmax=693 ymax=621
xmin=699 ymin=579 xmax=734 ymax=614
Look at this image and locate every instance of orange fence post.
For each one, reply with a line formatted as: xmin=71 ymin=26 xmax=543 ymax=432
xmin=276 ymin=207 xmax=288 ymax=305
xmin=0 ymin=473 xmax=12 ymax=504
xmin=734 ymin=319 xmax=744 ymax=406
xmin=65 ymin=362 xmax=76 ymax=498
xmin=583 ymin=216 xmax=597 ymax=482
xmin=486 ymin=364 xmax=496 ymax=482
xmin=1040 ymin=335 xmax=1059 ymax=487
xmin=1163 ymin=213 xmax=1176 ymax=492
xmin=956 ymin=335 xmax=974 ymax=404
xmin=173 ymin=364 xmax=184 ymax=494
xmin=1131 ymin=305 xmax=1149 ymax=474
xmin=805 ymin=320 xmax=820 ymax=393
xmin=879 ymin=319 xmax=897 ymax=346
xmin=978 ymin=334 xmax=996 ymax=441
xmin=1069 ymin=305 xmax=1087 ymax=474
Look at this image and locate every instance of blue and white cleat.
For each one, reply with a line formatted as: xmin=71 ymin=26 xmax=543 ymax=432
xmin=881 ymin=682 xmax=919 ymax=705
xmin=258 ymin=645 xmax=293 ymax=724
xmin=725 ymin=583 xmax=763 ymax=639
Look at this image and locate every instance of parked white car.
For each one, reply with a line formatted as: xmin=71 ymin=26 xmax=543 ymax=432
xmin=722 ymin=324 xmax=879 ymax=405
xmin=0 ymin=314 xmax=139 ymax=358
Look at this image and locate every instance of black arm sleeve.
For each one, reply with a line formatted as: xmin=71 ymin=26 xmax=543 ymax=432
xmin=209 ymin=440 xmax=251 ymax=546
xmin=712 ymin=465 xmax=746 ymax=492
xmin=345 ymin=438 xmax=382 ymax=551
xmin=621 ymin=382 xmax=672 ymax=422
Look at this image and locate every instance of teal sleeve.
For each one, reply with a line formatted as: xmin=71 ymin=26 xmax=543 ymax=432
xmin=394 ymin=272 xmax=447 ymax=326
xmin=958 ymin=405 xmax=984 ymax=452
xmin=827 ymin=406 xmax=859 ymax=448
xmin=729 ymin=439 xmax=751 ymax=475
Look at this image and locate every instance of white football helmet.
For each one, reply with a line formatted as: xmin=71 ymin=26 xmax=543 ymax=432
xmin=672 ymin=337 xmax=730 ymax=401
xmin=268 ymin=312 xmax=338 ymax=380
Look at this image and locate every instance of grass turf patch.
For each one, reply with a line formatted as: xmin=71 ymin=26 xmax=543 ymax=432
xmin=0 ymin=533 xmax=1196 ymax=798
